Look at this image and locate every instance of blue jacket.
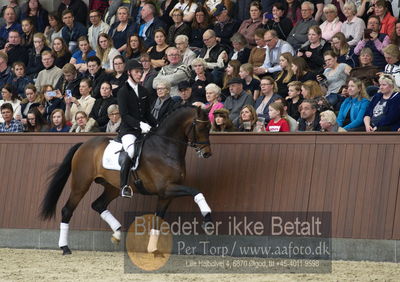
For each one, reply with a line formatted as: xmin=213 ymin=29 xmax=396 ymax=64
xmin=365 ymin=92 xmax=400 ymax=130
xmin=337 ymin=97 xmax=370 ymax=130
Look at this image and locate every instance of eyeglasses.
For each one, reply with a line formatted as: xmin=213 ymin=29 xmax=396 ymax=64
xmin=265 ymin=38 xmax=273 ymax=43
xmin=108 ymin=112 xmax=120 ymax=116
xmin=157 ymin=87 xmax=167 ymax=91
xmin=203 ymin=37 xmax=213 ymax=42
xmin=113 ymin=62 xmax=124 ymax=65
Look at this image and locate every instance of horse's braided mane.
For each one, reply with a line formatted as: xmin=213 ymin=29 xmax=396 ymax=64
xmin=156 ymin=104 xmax=198 ymax=129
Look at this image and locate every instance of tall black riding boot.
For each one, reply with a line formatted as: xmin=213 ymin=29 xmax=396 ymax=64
xmin=120 ymin=152 xmax=133 ymax=198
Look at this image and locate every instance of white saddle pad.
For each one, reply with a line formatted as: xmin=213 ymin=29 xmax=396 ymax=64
xmin=102 ymin=140 xmax=139 ymax=171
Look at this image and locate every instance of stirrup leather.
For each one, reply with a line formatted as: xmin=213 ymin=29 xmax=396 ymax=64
xmin=121 ymin=185 xmax=133 ymax=198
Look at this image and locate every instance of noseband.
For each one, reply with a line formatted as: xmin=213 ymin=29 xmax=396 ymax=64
xmin=187 ymin=118 xmax=211 ymax=151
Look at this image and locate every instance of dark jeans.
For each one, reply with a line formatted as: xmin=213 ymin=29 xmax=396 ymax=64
xmin=326 ymin=93 xmax=344 ymax=112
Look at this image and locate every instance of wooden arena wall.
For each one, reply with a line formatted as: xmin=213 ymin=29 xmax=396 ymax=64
xmin=0 ymin=133 xmax=400 ymax=240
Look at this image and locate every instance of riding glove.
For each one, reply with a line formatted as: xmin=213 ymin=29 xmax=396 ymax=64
xmin=140 ymin=122 xmax=151 ymax=133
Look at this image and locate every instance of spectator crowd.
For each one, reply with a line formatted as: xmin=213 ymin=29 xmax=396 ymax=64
xmin=1 ymin=0 xmax=400 ymax=133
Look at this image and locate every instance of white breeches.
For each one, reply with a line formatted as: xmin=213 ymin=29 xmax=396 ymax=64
xmin=121 ymin=134 xmax=136 ymax=158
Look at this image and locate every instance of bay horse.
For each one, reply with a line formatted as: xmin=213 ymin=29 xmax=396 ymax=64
xmin=40 ymin=106 xmax=212 ymax=255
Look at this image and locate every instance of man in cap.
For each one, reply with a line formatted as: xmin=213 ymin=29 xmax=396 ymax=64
xmin=223 ymin=77 xmax=254 ymax=126
xmin=178 ymin=81 xmax=195 ymax=105
xmin=117 ymin=59 xmax=157 ymax=198
xmin=212 ymin=4 xmax=239 ymax=47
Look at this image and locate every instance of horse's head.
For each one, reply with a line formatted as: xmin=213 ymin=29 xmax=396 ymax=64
xmin=186 ymin=106 xmax=212 ymax=158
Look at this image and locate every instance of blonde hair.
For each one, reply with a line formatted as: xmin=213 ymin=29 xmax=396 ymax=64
xmin=347 ymin=77 xmax=369 ymax=100
xmin=302 ymin=80 xmax=322 ymax=99
xmin=240 ymin=63 xmax=254 ymax=76
xmin=320 ymin=110 xmax=337 ymax=124
xmin=287 ymin=81 xmax=302 ymax=92
xmin=205 ymin=83 xmax=221 ymax=96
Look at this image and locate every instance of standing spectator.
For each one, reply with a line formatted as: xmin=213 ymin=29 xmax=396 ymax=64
xmin=96 ymin=33 xmax=120 ymax=72
xmin=287 ymin=1 xmax=317 ymax=50
xmin=110 ymin=55 xmax=128 ymax=97
xmin=87 ymin=9 xmax=110 ymax=50
xmin=190 ymin=58 xmax=212 ymax=103
xmin=44 ymin=12 xmax=63 ymax=44
xmin=175 ymin=35 xmax=196 ymax=66
xmin=153 ymin=47 xmax=191 ymax=97
xmin=55 ymin=63 xmax=82 ymax=98
xmin=65 ymin=78 xmax=96 ymax=123
xmin=0 ymin=102 xmax=23 ymax=132
xmin=228 ymin=33 xmax=251 ymax=65
xmin=172 ymin=0 xmax=198 ymax=23
xmin=124 ymin=34 xmax=146 ymax=61
xmin=9 ymin=62 xmax=33 ymax=98
xmin=193 ymin=83 xmax=224 ymax=122
xmin=264 ymin=2 xmax=293 ymax=41
xmin=84 ymin=56 xmax=113 ymax=99
xmin=0 ymin=84 xmax=21 ymax=121
xmin=89 ymin=81 xmax=116 ymax=129
xmin=147 ymin=28 xmax=169 ymax=70
xmin=52 ymin=37 xmax=71 ymax=69
xmin=0 ymin=7 xmax=22 ymax=48
xmin=238 ymin=1 xmax=263 ymax=47
xmin=2 ymin=30 xmax=29 ymax=67
xmin=224 ymin=77 xmax=255 ymax=126
xmin=297 ymin=99 xmax=321 ymax=131
xmin=374 ymin=0 xmax=396 ymax=36
xmin=255 ymin=76 xmax=281 ymax=123
xmin=167 ymin=8 xmax=191 ymax=46
xmin=190 ymin=6 xmax=212 ymax=49
xmin=70 ymin=36 xmax=95 ymax=73
xmin=58 ymin=0 xmax=88 ymax=26
xmin=61 ymin=10 xmax=88 ymax=53
xmin=0 ymin=52 xmax=13 ymax=91
xmin=212 ymin=4 xmax=239 ymax=48
xmin=49 ymin=108 xmax=70 ymax=132
xmin=104 ymin=104 xmax=121 ymax=133
xmin=108 ymin=6 xmax=134 ymax=53
xmin=35 ymin=51 xmax=63 ymax=90
xmin=319 ymin=4 xmax=342 ymax=42
xmin=248 ymin=28 xmax=267 ymax=68
xmin=26 ymin=32 xmax=51 ymax=78
xmin=330 ymin=32 xmax=357 ymax=68
xmin=354 ymin=16 xmax=390 ymax=70
xmin=340 ymin=2 xmax=365 ymax=47
xmin=20 ymin=0 xmax=49 ymax=33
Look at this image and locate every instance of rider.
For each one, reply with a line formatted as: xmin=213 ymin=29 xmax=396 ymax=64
xmin=117 ymin=59 xmax=157 ymax=198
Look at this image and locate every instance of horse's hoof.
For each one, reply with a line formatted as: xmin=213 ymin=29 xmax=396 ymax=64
xmin=61 ymin=246 xmax=72 ymax=255
xmin=204 ymin=212 xmax=212 ymax=223
xmin=152 ymin=250 xmax=165 ymax=258
xmin=111 ymin=236 xmax=120 ymax=245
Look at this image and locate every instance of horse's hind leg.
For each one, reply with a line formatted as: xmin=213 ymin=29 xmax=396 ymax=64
xmin=91 ymin=182 xmax=121 ymax=244
xmin=59 ymin=176 xmax=93 ymax=255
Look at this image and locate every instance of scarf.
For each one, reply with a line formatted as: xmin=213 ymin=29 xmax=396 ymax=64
xmin=151 ymin=96 xmax=169 ymax=120
xmin=106 ymin=119 xmax=121 ymax=133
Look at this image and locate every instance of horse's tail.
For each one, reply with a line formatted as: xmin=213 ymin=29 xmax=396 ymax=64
xmin=40 ymin=142 xmax=83 ymax=220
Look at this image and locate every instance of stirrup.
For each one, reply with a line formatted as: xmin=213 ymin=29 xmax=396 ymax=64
xmin=121 ymin=185 xmax=133 ymax=198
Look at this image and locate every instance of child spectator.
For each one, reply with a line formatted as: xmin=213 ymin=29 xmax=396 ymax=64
xmin=49 ymin=108 xmax=70 ymax=132
xmin=9 ymin=62 xmax=33 ymax=99
xmin=239 ymin=63 xmax=260 ymax=100
xmin=265 ymin=101 xmax=290 ymax=132
xmin=286 ymin=81 xmax=304 ymax=121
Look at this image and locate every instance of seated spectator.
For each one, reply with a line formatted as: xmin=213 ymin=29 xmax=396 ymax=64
xmin=255 ymin=76 xmax=281 ymax=124
xmin=0 ymin=84 xmax=21 ymax=122
xmin=382 ymin=44 xmax=400 ymax=88
xmin=239 ymin=63 xmax=260 ymax=100
xmin=265 ymin=102 xmax=290 ymax=132
xmin=52 ymin=37 xmax=71 ymax=69
xmin=20 ymin=84 xmax=41 ymax=120
xmin=61 ymin=9 xmax=88 ymax=53
xmin=301 ymin=80 xmax=323 ymax=100
xmin=9 ymin=62 xmax=33 ymax=99
xmin=340 ymin=2 xmax=365 ymax=47
xmin=320 ymin=4 xmax=342 ymax=42
xmin=190 ymin=6 xmax=212 ymax=49
xmin=89 ymin=81 xmax=116 ymax=129
xmin=193 ymin=83 xmax=224 ymax=122
xmin=190 ymin=58 xmax=213 ymax=103
xmin=35 ymin=50 xmax=63 ymax=90
xmin=110 ymin=55 xmax=128 ymax=97
xmin=87 ymin=9 xmax=110 ymax=50
xmin=124 ymin=34 xmax=146 ymax=61
xmin=129 ymin=0 xmax=146 ymax=27
xmin=354 ymin=16 xmax=389 ymax=70
xmin=172 ymin=0 xmax=198 ymax=23
xmin=139 ymin=53 xmax=157 ymax=100
xmin=44 ymin=12 xmax=63 ymax=44
xmin=221 ymin=59 xmax=241 ymax=101
xmin=286 ymin=81 xmax=304 ymax=121
xmin=69 ymin=111 xmax=100 ymax=132
xmin=55 ymin=63 xmax=82 ymax=98
xmin=0 ymin=7 xmax=22 ymax=48
xmin=264 ymin=2 xmax=293 ymax=41
xmin=151 ymin=80 xmax=176 ymax=123
xmin=374 ymin=0 xmax=396 ymax=36
xmin=96 ymin=33 xmax=120 ymax=72
xmin=224 ymin=77 xmax=254 ymax=126
xmin=49 ymin=108 xmax=70 ymax=132
xmin=198 ymin=29 xmax=228 ymax=85
xmin=228 ymin=33 xmax=251 ymax=65
xmin=317 ymin=50 xmax=351 ymax=111
xmin=238 ymin=1 xmax=263 ymax=47
xmin=177 ymin=81 xmax=196 ymax=105
xmin=160 ymin=0 xmax=178 ymax=29
xmin=274 ymin=97 xmax=298 ymax=131
xmin=389 ymin=20 xmax=400 ymax=47
xmin=65 ymin=78 xmax=96 ymax=123
xmin=287 ymin=1 xmax=317 ymax=50
xmin=42 ymin=84 xmax=65 ymax=123
xmin=167 ymin=8 xmax=191 ymax=46
xmin=0 ymin=102 xmax=23 ymax=132
xmin=108 ymin=7 xmax=134 ymax=53
xmin=21 ymin=18 xmax=35 ymax=49
xmin=2 ymin=30 xmax=29 ymax=67
xmin=134 ymin=2 xmax=167 ymax=48
xmin=364 ymin=74 xmax=400 ymax=131
xmin=285 ymin=0 xmax=302 ymax=27
xmin=248 ymin=28 xmax=266 ymax=68
xmin=291 ymin=56 xmax=317 ymax=82
xmin=153 ymin=47 xmax=191 ymax=97
xmin=254 ymin=29 xmax=294 ymax=77
xmin=210 ymin=107 xmax=235 ymax=132
xmin=25 ymin=107 xmax=49 ymax=132
xmin=21 ymin=0 xmax=49 ymax=33
xmin=297 ymin=99 xmax=321 ymax=131
xmin=330 ymin=32 xmax=357 ymax=68
xmin=26 ymin=32 xmax=51 ymax=78
xmin=70 ymin=36 xmax=96 ymax=73
xmin=319 ymin=110 xmax=346 ymax=132
xmin=147 ymin=28 xmax=169 ymax=71
xmin=84 ymin=56 xmax=113 ymax=99
xmin=237 ymin=104 xmax=258 ymax=132
xmin=337 ymin=78 xmax=370 ymax=131
xmin=204 ymin=0 xmax=233 ymax=17
xmin=104 ymin=104 xmax=121 ymax=133
xmin=0 ymin=0 xmax=20 ymax=28
xmin=275 ymin=52 xmax=295 ymax=99
xmin=175 ymin=35 xmax=196 ymax=66
xmin=212 ymin=4 xmax=239 ymax=48
xmin=350 ymin=47 xmax=380 ymax=91
xmin=89 ymin=0 xmax=109 ymax=17
xmin=297 ymin=25 xmax=331 ymax=75
xmin=58 ymin=0 xmax=87 ymax=25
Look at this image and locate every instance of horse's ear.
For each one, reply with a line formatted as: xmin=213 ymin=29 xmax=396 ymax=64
xmin=196 ymin=105 xmax=210 ymax=118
